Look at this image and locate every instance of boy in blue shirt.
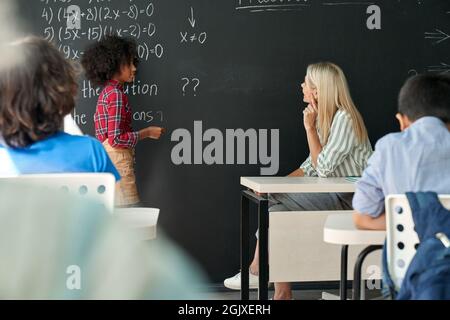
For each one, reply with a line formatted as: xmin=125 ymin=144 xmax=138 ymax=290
xmin=353 ymin=73 xmax=450 ymax=230
xmin=0 ymin=37 xmax=119 ymax=181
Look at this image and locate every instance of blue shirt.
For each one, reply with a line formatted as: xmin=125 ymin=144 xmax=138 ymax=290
xmin=353 ymin=117 xmax=450 ymax=218
xmin=0 ymin=132 xmax=120 ymax=181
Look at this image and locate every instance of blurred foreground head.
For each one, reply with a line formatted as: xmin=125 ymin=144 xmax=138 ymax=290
xmin=0 ymin=182 xmax=208 ymax=299
xmin=0 ymin=37 xmax=78 ymax=148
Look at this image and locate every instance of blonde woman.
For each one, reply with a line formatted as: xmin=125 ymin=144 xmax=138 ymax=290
xmin=224 ymin=62 xmax=373 ymax=300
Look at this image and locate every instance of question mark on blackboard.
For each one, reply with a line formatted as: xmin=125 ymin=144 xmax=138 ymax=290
xmin=192 ymin=78 xmax=200 ymax=96
xmin=181 ymin=78 xmax=190 ymax=96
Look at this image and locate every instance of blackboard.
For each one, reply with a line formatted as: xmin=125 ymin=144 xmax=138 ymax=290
xmin=17 ymin=0 xmax=449 ymax=284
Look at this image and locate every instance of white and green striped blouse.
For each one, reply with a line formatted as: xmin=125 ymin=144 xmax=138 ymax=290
xmin=300 ymin=109 xmax=373 ymax=178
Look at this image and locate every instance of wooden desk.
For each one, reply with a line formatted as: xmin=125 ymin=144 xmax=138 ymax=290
xmin=240 ymin=177 xmax=355 ymax=300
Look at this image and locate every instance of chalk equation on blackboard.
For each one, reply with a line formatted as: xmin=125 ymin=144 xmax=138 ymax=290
xmin=55 ymin=41 xmax=162 ymax=61
xmin=180 ymin=32 xmax=207 ymax=45
xmin=38 ymin=0 xmax=166 ymax=127
xmin=425 ymin=28 xmax=450 ymax=45
xmin=44 ymin=23 xmax=157 ymax=42
xmin=41 ymin=2 xmax=154 ymax=27
xmin=40 ymin=1 xmax=163 ymax=61
xmin=180 ymin=7 xmax=207 ymax=46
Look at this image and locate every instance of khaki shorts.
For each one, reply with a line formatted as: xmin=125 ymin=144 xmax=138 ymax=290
xmin=102 ymin=141 xmax=140 ymax=207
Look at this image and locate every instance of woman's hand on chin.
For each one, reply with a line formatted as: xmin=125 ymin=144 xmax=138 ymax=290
xmin=303 ymin=102 xmax=318 ymax=132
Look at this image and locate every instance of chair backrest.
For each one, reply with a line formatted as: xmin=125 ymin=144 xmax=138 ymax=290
xmin=385 ymin=194 xmax=450 ymax=291
xmin=64 ymin=114 xmax=83 ymax=136
xmin=0 ymin=173 xmax=115 ymax=212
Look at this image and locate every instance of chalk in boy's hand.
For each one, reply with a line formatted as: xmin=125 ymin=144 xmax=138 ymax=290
xmin=139 ymin=126 xmax=165 ymax=140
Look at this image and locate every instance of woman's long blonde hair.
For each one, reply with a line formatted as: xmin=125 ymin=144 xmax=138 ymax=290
xmin=306 ymin=62 xmax=368 ymax=145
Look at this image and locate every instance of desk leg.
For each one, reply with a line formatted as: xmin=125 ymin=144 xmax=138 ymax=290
xmin=340 ymin=245 xmax=349 ymax=300
xmin=258 ymin=199 xmax=269 ymax=301
xmin=353 ymin=245 xmax=383 ymax=300
xmin=240 ymin=192 xmax=250 ymax=300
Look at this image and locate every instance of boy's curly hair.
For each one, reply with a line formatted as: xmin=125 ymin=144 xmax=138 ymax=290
xmin=81 ymin=35 xmax=139 ymax=87
xmin=0 ymin=37 xmax=78 ymax=148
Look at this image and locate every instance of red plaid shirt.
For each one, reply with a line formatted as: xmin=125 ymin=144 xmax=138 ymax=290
xmin=95 ymin=80 xmax=139 ymax=149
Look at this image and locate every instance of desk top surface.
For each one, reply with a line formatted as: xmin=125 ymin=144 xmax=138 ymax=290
xmin=241 ymin=177 xmax=356 ymax=193
xmin=324 ymin=213 xmax=386 ymax=245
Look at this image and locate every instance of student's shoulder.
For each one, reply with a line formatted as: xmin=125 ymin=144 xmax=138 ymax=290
xmin=374 ymin=131 xmax=405 ymax=152
xmin=58 ymin=132 xmax=104 ymax=150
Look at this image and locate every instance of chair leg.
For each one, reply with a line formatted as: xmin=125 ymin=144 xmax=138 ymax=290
xmin=340 ymin=245 xmax=349 ymax=300
xmin=353 ymin=245 xmax=383 ymax=300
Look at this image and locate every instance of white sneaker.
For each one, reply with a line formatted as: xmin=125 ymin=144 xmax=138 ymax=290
xmin=224 ymin=271 xmax=259 ymax=290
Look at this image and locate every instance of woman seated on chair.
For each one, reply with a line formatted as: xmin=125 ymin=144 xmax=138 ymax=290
xmin=0 ymin=36 xmax=119 ymax=180
xmin=224 ymin=62 xmax=374 ymax=300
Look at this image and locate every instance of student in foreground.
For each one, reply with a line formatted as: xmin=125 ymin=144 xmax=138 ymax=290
xmin=82 ymin=36 xmax=165 ymax=207
xmin=352 ymin=73 xmax=450 ymax=230
xmin=0 ymin=37 xmax=120 ymax=181
xmin=224 ymin=62 xmax=373 ymax=300
xmin=352 ymin=74 xmax=450 ymax=298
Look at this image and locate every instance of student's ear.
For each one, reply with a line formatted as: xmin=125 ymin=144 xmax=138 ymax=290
xmin=395 ymin=113 xmax=412 ymax=131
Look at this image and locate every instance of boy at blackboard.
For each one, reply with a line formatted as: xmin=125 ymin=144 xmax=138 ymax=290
xmin=82 ymin=35 xmax=164 ymax=207
xmin=0 ymin=37 xmax=120 ymax=180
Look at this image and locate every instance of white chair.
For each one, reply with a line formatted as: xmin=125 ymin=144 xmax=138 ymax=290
xmin=385 ymin=194 xmax=450 ymax=292
xmin=115 ymin=207 xmax=160 ymax=241
xmin=0 ymin=174 xmax=160 ymax=240
xmin=323 ymin=213 xmax=385 ymax=300
xmin=64 ymin=114 xmax=83 ymax=136
xmin=0 ymin=173 xmax=116 ymax=212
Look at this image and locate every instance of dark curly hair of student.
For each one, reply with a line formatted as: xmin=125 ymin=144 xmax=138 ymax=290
xmin=0 ymin=37 xmax=78 ymax=148
xmin=81 ymin=35 xmax=139 ymax=87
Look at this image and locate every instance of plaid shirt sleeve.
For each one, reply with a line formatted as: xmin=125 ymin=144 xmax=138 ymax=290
xmin=106 ymin=89 xmax=139 ymax=148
